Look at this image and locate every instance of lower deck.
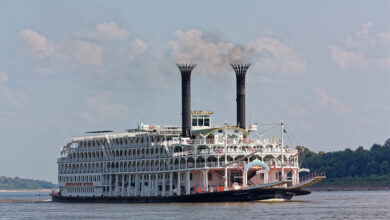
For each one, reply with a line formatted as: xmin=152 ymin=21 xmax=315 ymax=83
xmin=59 ymin=166 xmax=301 ymax=198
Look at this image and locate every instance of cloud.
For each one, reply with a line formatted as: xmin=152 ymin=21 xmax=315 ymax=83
xmin=345 ymin=22 xmax=376 ymax=49
xmin=170 ymin=29 xmax=242 ymax=75
xmin=66 ymin=40 xmax=103 ymax=66
xmin=377 ymin=31 xmax=390 ymax=47
xmin=329 ymin=22 xmax=390 ymax=71
xmin=169 ymin=29 xmax=306 ymax=76
xmin=128 ymin=39 xmax=148 ymax=61
xmin=0 ymin=85 xmax=27 ymax=108
xmin=19 ymin=29 xmax=56 ymax=57
xmin=20 ymin=28 xmax=105 ymax=67
xmin=19 ymin=26 xmax=306 ymax=88
xmin=0 ymin=72 xmax=27 ymax=108
xmin=247 ymin=37 xmax=307 ymax=74
xmin=0 ymin=72 xmax=8 ymax=84
xmin=86 ymin=22 xmax=130 ymax=40
xmin=313 ymin=87 xmax=352 ymax=114
xmin=81 ymin=94 xmax=128 ymax=122
xmin=329 ymin=45 xmax=369 ymax=69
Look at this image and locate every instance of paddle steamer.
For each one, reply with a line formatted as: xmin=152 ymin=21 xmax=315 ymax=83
xmin=52 ymin=63 xmax=325 ymax=203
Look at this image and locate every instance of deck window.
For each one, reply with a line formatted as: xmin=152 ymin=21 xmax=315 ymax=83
xmin=192 ymin=118 xmax=197 ymax=126
xmin=204 ymin=118 xmax=210 ymax=126
xmin=198 ymin=118 xmax=204 ymax=126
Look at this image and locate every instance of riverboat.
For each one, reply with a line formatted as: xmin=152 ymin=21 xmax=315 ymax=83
xmin=52 ymin=63 xmax=325 ymax=203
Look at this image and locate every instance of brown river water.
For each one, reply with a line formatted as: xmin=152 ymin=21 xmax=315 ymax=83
xmin=0 ymin=191 xmax=389 ymax=219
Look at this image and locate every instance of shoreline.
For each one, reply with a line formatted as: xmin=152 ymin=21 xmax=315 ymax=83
xmin=307 ymin=186 xmax=390 ymax=191
xmin=0 ymin=189 xmax=53 ymax=193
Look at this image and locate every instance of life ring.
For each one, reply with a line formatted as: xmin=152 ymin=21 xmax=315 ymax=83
xmin=249 ymin=125 xmax=252 ymax=129
xmin=214 ymin=147 xmax=223 ymax=154
xmin=227 ymin=138 xmax=232 ymax=144
xmin=186 ymin=139 xmax=193 ymax=144
xmin=244 ymin=138 xmax=254 ymax=144
xmin=149 ymin=125 xmax=155 ymax=129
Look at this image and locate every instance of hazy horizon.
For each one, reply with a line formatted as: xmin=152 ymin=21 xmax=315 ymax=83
xmin=0 ymin=0 xmax=389 ymax=182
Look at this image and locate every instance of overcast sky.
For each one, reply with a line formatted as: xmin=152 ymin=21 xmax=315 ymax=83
xmin=0 ymin=0 xmax=389 ymax=182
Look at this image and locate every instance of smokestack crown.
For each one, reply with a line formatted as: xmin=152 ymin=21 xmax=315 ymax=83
xmin=176 ymin=63 xmax=197 ymax=73
xmin=231 ymin=64 xmax=251 ymax=78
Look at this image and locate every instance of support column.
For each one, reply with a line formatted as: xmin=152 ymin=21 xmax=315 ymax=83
xmin=243 ymin=171 xmax=248 ymax=187
xmin=134 ymin=174 xmax=138 ymax=196
xmin=224 ymin=166 xmax=228 ymax=190
xmin=148 ymin=174 xmax=152 ymax=196
xmin=155 ymin=173 xmax=158 ymax=197
xmin=203 ymin=170 xmax=208 ymax=192
xmin=121 ymin=174 xmax=125 ymax=196
xmin=169 ymin=172 xmax=173 ymax=196
xmin=186 ymin=171 xmax=191 ymax=195
xmin=162 ymin=173 xmax=166 ymax=196
xmin=264 ymin=172 xmax=268 ymax=184
xmin=141 ymin=174 xmax=144 ymax=197
xmin=128 ymin=174 xmax=131 ymax=196
xmin=109 ymin=174 xmax=112 ymax=196
xmin=177 ymin=172 xmax=181 ymax=196
xmin=115 ymin=174 xmax=119 ymax=196
xmin=293 ymin=169 xmax=297 ymax=185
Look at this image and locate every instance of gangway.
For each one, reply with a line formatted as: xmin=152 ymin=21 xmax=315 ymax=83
xmin=245 ymin=180 xmax=292 ymax=190
xmin=289 ymin=172 xmax=326 ymax=189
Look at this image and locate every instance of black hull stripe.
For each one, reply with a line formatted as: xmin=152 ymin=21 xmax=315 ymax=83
xmin=52 ymin=188 xmax=310 ymax=203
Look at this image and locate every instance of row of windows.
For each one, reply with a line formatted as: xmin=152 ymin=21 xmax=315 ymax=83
xmin=67 ymin=187 xmax=94 ymax=194
xmin=59 ymin=175 xmax=101 ymax=182
xmin=64 ymin=145 xmax=278 ymax=161
xmin=75 ymin=135 xmax=171 ymax=148
xmin=67 ymin=147 xmax=168 ymax=159
xmin=192 ymin=115 xmax=211 ymax=127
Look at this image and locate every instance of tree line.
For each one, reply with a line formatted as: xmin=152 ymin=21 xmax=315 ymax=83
xmin=298 ymin=138 xmax=390 ymax=185
xmin=0 ymin=176 xmax=55 ymax=190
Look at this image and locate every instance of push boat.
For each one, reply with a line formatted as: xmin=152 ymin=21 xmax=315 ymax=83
xmin=52 ymin=63 xmax=325 ymax=203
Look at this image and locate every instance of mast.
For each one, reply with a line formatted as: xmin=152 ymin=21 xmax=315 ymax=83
xmin=224 ymin=123 xmax=228 ymax=190
xmin=281 ymin=121 xmax=285 ymax=180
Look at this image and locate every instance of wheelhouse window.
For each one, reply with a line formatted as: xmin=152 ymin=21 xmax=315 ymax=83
xmin=198 ymin=118 xmax=204 ymax=126
xmin=192 ymin=118 xmax=197 ymax=126
xmin=191 ymin=111 xmax=213 ymax=128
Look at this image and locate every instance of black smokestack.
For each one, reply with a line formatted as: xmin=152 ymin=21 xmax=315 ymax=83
xmin=231 ymin=64 xmax=250 ymax=130
xmin=177 ymin=63 xmax=197 ymax=137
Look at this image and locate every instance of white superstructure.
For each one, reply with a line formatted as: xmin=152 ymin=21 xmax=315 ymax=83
xmin=57 ymin=112 xmax=302 ymax=198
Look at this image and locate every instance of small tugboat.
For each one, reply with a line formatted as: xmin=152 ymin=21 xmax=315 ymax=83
xmin=52 ymin=63 xmax=325 ymax=203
